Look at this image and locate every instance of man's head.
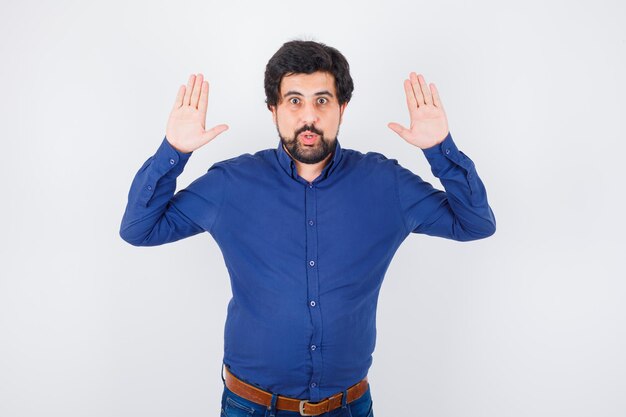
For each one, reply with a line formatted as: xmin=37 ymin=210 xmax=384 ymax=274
xmin=264 ymin=40 xmax=354 ymax=164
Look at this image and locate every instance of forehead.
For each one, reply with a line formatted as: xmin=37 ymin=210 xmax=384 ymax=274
xmin=279 ymin=71 xmax=336 ymax=96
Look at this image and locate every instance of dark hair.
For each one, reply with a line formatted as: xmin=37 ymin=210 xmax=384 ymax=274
xmin=264 ymin=40 xmax=354 ymax=110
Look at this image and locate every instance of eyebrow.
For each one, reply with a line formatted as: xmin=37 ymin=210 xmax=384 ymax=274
xmin=283 ymin=90 xmax=334 ymax=98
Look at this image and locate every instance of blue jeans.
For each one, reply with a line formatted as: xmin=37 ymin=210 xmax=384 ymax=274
xmin=220 ymin=382 xmax=374 ymax=417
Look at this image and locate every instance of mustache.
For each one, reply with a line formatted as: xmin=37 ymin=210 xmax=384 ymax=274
xmin=295 ymin=124 xmax=323 ymax=137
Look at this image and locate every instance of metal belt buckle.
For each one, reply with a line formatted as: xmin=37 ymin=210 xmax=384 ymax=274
xmin=299 ymin=399 xmax=316 ymax=416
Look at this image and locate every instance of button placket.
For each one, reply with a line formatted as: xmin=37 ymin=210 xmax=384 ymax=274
xmin=304 ymin=182 xmax=322 ymax=399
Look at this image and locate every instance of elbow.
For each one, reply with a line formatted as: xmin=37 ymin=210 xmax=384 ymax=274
xmin=482 ymin=209 xmax=497 ymax=238
xmin=455 ymin=217 xmax=496 ymax=242
xmin=119 ymin=227 xmax=147 ymax=247
xmin=476 ymin=220 xmax=496 ymax=239
xmin=467 ymin=207 xmax=497 ymax=241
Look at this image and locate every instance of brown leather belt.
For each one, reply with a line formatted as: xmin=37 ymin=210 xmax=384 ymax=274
xmin=223 ymin=365 xmax=369 ymax=416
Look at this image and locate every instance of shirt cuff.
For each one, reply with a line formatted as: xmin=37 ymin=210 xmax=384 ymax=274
xmin=421 ymin=131 xmax=474 ymax=172
xmin=422 ymin=131 xmax=455 ymax=157
xmin=161 ymin=135 xmax=193 ymax=163
xmin=139 ymin=136 xmax=193 ymax=206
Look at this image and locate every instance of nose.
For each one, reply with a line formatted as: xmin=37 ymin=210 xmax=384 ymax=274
xmin=300 ymin=100 xmax=320 ymax=125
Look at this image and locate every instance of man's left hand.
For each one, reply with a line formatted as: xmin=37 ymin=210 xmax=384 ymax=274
xmin=388 ymin=72 xmax=450 ymax=150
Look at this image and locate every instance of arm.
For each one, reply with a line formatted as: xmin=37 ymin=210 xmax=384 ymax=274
xmin=119 ymin=73 xmax=229 ymax=246
xmin=395 ymin=131 xmax=496 ymax=241
xmin=388 ymin=72 xmax=495 ymax=241
xmin=119 ymin=136 xmax=225 ymax=246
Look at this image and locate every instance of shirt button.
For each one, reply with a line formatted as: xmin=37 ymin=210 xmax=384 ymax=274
xmin=311 ymin=345 xmax=317 ymax=350
xmin=308 ymin=220 xmax=314 ymax=226
xmin=310 ymin=382 xmax=317 ymax=388
xmin=309 ymin=260 xmax=315 ymax=267
xmin=147 ymin=185 xmax=152 ymax=190
xmin=169 ymin=158 xmax=175 ymax=165
xmin=445 ymin=148 xmax=450 ymax=154
xmin=309 ymin=184 xmax=313 ymax=188
xmin=310 ymin=301 xmax=316 ymax=307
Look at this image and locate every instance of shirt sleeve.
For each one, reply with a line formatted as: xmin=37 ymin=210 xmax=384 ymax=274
xmin=395 ymin=131 xmax=496 ymax=241
xmin=119 ymin=136 xmax=225 ymax=246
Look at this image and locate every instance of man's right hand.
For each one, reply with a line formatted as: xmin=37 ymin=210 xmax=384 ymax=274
xmin=165 ymin=73 xmax=229 ymax=154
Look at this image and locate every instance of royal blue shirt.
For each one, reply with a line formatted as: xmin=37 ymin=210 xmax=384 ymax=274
xmin=119 ymin=132 xmax=496 ymax=401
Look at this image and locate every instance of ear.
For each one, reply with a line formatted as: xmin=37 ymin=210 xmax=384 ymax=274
xmin=339 ymin=102 xmax=348 ymax=124
xmin=269 ymin=105 xmax=277 ymax=125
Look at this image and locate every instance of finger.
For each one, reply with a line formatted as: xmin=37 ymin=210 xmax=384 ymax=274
xmin=387 ymin=122 xmax=411 ymax=139
xmin=183 ymin=74 xmax=195 ymax=106
xmin=191 ymin=73 xmax=204 ymax=109
xmin=403 ymin=79 xmax=419 ymax=120
xmin=430 ymin=83 xmax=443 ymax=108
xmin=201 ymin=124 xmax=229 ymax=143
xmin=198 ymin=81 xmax=209 ymax=117
xmin=417 ymin=73 xmax=432 ymax=105
xmin=173 ymin=85 xmax=185 ymax=109
xmin=410 ymin=72 xmax=425 ymax=106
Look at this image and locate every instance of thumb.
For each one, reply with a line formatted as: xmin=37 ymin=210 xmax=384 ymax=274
xmin=387 ymin=122 xmax=410 ymax=139
xmin=201 ymin=124 xmax=229 ymax=143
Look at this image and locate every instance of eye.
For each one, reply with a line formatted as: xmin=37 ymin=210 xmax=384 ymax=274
xmin=289 ymin=97 xmax=300 ymax=105
xmin=317 ymin=97 xmax=328 ymax=104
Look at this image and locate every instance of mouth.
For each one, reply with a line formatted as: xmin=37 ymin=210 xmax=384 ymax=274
xmin=299 ymin=131 xmax=320 ymax=145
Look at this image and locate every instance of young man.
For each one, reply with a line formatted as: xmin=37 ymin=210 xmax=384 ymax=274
xmin=120 ymin=40 xmax=496 ymax=417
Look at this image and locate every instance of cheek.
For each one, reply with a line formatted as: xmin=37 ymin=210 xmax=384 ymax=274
xmin=324 ymin=115 xmax=342 ymax=132
xmin=277 ymin=111 xmax=297 ymax=127
xmin=276 ymin=115 xmax=297 ymax=135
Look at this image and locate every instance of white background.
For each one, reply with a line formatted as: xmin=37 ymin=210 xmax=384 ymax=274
xmin=1 ymin=0 xmax=625 ymax=416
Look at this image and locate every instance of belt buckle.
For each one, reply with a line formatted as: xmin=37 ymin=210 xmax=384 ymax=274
xmin=299 ymin=399 xmax=316 ymax=416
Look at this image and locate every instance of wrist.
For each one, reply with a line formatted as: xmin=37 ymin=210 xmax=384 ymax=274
xmin=419 ymin=131 xmax=450 ymax=151
xmin=165 ymin=135 xmax=193 ymax=155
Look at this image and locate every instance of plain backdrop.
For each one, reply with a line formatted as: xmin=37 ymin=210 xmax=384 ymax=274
xmin=1 ymin=1 xmax=625 ymax=416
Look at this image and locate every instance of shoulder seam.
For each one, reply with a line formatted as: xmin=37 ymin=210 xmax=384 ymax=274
xmin=208 ymin=164 xmax=227 ymax=234
xmin=393 ymin=161 xmax=411 ymax=235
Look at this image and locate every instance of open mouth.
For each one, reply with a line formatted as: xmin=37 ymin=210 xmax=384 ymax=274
xmin=299 ymin=131 xmax=319 ymax=145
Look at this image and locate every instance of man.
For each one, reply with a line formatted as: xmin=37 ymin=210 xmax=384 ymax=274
xmin=120 ymin=40 xmax=496 ymax=417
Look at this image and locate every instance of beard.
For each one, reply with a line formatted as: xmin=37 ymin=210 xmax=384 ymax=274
xmin=277 ymin=123 xmax=339 ymax=164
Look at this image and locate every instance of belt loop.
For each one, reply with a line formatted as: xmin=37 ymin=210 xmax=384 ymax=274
xmin=265 ymin=392 xmax=278 ymax=417
xmin=341 ymin=389 xmax=353 ymax=417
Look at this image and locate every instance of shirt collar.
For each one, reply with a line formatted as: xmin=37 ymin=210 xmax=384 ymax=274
xmin=276 ymin=138 xmax=343 ymax=182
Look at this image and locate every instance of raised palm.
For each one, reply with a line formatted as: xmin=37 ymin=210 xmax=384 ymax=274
xmin=388 ymin=72 xmax=449 ymax=150
xmin=166 ymin=73 xmax=229 ymax=154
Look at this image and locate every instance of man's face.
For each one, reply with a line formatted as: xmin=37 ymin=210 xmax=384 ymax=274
xmin=270 ymin=71 xmax=347 ymax=164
